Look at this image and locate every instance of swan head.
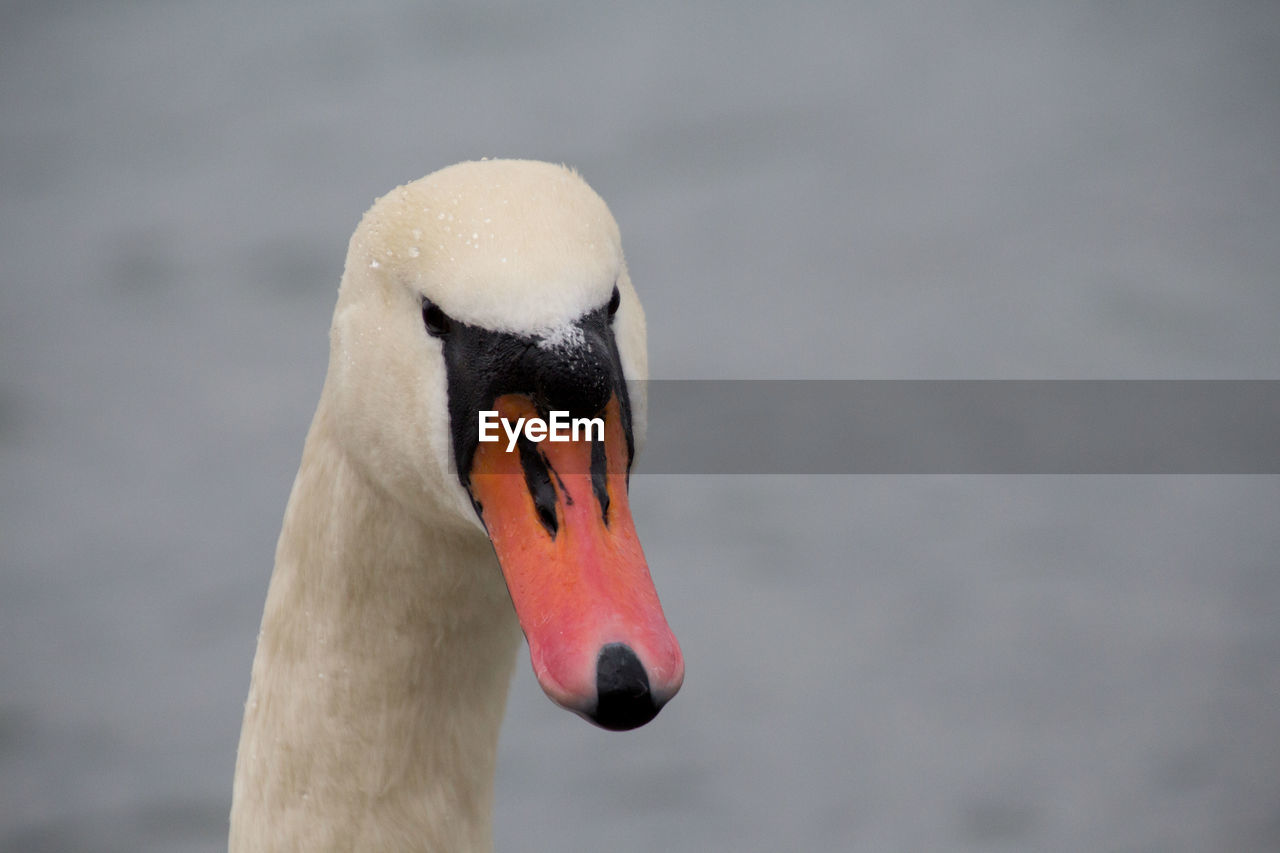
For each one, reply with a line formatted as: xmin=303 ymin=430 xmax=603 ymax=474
xmin=321 ymin=159 xmax=682 ymax=730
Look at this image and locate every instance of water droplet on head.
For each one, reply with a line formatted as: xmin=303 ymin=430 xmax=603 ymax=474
xmin=408 ymin=247 xmax=420 ymax=258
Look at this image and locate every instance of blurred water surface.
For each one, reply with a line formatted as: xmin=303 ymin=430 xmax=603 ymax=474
xmin=2 ymin=2 xmax=1278 ymax=850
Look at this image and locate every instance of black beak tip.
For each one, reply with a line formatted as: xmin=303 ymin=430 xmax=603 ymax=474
xmin=588 ymin=643 xmax=662 ymax=731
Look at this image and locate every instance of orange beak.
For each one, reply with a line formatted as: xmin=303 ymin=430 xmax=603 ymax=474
xmin=466 ymin=394 xmax=683 ymax=730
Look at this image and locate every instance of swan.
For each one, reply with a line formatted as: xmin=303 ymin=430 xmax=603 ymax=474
xmin=228 ymin=159 xmax=684 ymax=851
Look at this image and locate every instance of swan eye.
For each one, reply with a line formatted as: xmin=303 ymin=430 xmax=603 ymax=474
xmin=421 ymin=299 xmax=452 ymax=337
xmin=607 ymin=285 xmax=621 ymax=318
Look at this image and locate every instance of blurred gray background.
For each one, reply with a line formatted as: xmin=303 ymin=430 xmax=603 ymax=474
xmin=2 ymin=1 xmax=1278 ymax=850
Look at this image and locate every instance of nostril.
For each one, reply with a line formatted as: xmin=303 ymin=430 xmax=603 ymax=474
xmin=591 ymin=643 xmax=660 ymax=731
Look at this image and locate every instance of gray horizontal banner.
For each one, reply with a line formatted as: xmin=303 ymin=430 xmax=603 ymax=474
xmin=633 ymin=381 xmax=1280 ymax=474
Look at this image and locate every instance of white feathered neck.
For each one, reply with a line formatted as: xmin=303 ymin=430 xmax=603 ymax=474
xmin=229 ymin=405 xmax=521 ymax=850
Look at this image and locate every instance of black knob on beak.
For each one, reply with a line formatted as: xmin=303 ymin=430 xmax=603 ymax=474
xmin=530 ymin=326 xmax=614 ymax=418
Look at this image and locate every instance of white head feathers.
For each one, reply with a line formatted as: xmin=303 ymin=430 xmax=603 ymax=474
xmin=346 ymin=159 xmax=625 ymax=336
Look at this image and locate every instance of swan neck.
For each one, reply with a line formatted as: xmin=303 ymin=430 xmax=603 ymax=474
xmin=230 ymin=420 xmax=520 ymax=852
